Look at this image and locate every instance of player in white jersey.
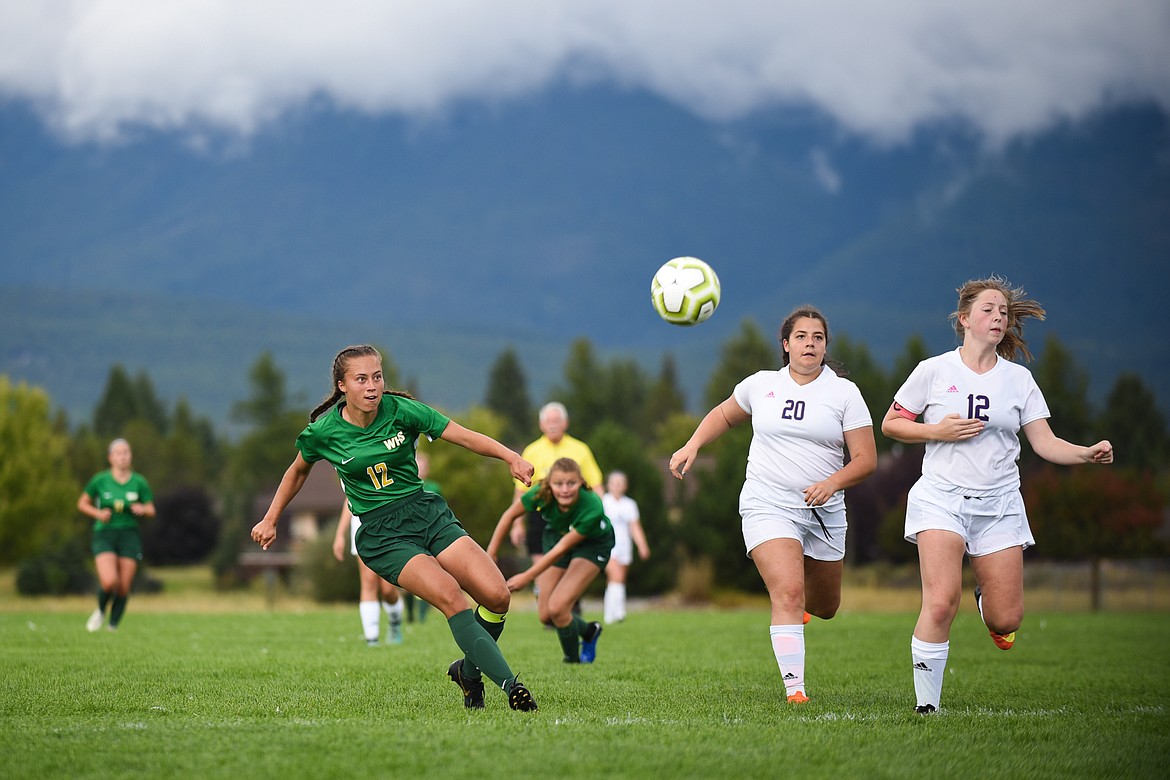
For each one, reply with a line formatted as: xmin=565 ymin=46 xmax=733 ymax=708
xmin=670 ymin=306 xmax=876 ymax=704
xmin=881 ymin=277 xmax=1113 ymax=715
xmin=601 ymin=471 xmax=650 ymax=624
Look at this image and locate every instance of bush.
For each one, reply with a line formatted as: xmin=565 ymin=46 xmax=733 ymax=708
xmin=296 ymin=533 xmax=361 ymax=603
xmin=16 ymin=537 xmax=95 ymax=595
xmin=143 ymin=486 xmax=222 ymax=564
xmin=16 ymin=536 xmax=163 ymax=596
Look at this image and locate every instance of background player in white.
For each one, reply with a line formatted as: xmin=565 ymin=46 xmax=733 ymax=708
xmin=332 ymin=502 xmax=405 ymax=645
xmin=669 ymin=306 xmax=876 ymax=704
xmin=601 ymin=471 xmax=649 ymax=624
xmin=881 ymin=277 xmax=1113 ymax=715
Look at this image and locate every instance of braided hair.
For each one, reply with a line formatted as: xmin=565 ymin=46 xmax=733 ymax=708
xmin=309 ymin=345 xmax=414 ymax=422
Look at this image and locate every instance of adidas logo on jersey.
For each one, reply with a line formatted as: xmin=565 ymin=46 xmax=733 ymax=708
xmin=946 ymin=385 xmax=959 ymax=393
xmin=765 ymin=391 xmax=775 ymax=398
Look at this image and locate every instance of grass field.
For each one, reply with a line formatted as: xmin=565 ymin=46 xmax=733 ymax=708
xmin=2 ymin=571 xmax=1168 ymax=779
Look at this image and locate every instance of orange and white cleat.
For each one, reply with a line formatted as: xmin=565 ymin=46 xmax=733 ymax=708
xmin=787 ymin=691 xmax=810 ymax=704
xmin=989 ymin=630 xmax=1016 ymax=651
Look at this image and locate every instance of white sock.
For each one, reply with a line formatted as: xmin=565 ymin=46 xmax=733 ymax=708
xmin=769 ymin=624 xmax=806 ymax=697
xmin=359 ymin=600 xmax=381 ymax=641
xmin=911 ymin=636 xmax=949 ymax=710
xmin=604 ymin=583 xmax=626 ymax=624
xmin=383 ymin=598 xmax=404 ymax=627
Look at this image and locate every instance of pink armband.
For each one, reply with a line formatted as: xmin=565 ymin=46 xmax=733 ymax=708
xmin=893 ymin=402 xmax=917 ymax=420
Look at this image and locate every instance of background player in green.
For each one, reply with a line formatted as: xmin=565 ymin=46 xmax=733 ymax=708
xmin=489 ymin=458 xmax=613 ymax=664
xmin=78 ymin=438 xmax=156 ymax=632
xmin=250 ymin=345 xmax=538 ymax=711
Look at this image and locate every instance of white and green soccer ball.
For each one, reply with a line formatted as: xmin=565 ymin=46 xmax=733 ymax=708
xmin=650 ymin=256 xmax=721 ymax=326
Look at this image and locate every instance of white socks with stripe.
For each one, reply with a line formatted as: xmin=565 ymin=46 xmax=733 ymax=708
xmin=769 ymin=624 xmax=806 ymax=697
xmin=911 ymin=636 xmax=949 ymax=710
xmin=383 ymin=597 xmax=404 ymax=626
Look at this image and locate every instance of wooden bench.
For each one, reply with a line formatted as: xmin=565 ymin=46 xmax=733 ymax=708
xmin=237 ymin=551 xmax=300 ymax=606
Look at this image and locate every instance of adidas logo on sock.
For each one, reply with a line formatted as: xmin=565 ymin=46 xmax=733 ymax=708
xmin=913 ymin=662 xmax=932 ymax=672
xmin=782 ymin=672 xmax=797 ymax=681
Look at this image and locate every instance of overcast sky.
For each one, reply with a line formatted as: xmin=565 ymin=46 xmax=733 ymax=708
xmin=2 ymin=1 xmax=1168 ymax=147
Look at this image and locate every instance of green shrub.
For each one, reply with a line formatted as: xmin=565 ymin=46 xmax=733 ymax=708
xmin=16 ymin=537 xmax=95 ymax=595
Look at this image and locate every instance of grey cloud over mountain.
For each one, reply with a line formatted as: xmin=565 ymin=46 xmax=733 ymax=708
xmin=2 ymin=0 xmax=1168 ymax=145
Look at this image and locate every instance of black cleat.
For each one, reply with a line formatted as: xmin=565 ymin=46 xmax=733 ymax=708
xmin=915 ymin=704 xmax=937 ymax=715
xmin=508 ymin=678 xmax=538 ymax=712
xmin=447 ymin=659 xmax=485 ymax=709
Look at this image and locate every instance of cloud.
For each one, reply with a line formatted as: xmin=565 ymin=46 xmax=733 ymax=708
xmin=1 ymin=0 xmax=1167 ymax=146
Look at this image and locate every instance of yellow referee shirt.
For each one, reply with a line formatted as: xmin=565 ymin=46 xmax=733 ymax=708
xmin=515 ymin=433 xmax=604 ymax=491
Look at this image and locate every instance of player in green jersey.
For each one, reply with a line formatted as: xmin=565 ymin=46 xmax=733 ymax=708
xmin=489 ymin=458 xmax=614 ymax=664
xmin=250 ymin=345 xmax=538 ymax=712
xmin=78 ymin=438 xmax=156 ymax=632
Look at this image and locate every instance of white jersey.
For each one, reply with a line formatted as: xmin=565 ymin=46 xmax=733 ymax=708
xmin=893 ymin=348 xmax=1050 ymax=494
xmin=602 ymin=493 xmax=640 ymax=545
xmin=733 ymin=367 xmax=872 ymax=510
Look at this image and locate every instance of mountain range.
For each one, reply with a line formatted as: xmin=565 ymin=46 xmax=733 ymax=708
xmin=1 ymin=87 xmax=1167 ymax=429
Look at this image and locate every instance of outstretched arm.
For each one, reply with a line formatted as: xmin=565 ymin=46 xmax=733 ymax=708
xmin=668 ymin=396 xmax=749 ymax=479
xmin=488 ymin=497 xmax=528 ymax=560
xmin=1023 ymin=419 xmax=1114 ymax=465
xmin=439 ymin=421 xmax=535 ymax=487
xmin=250 ymin=452 xmax=314 ymax=550
xmin=506 ymin=529 xmax=587 ymax=591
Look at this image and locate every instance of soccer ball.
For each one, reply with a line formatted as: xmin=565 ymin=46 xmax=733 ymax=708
xmin=650 ymin=257 xmax=721 ymax=326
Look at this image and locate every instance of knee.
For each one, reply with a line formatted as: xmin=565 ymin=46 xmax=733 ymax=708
xmin=479 ymin=585 xmax=510 ymax=615
xmin=986 ymin=607 xmax=1023 ymax=635
xmin=546 ymin=596 xmax=574 ymax=626
xmin=922 ymin=594 xmax=961 ymax=627
xmin=768 ymin=583 xmax=804 ymax=613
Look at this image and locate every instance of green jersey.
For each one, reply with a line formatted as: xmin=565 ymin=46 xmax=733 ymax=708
xmin=84 ymin=470 xmax=153 ymax=530
xmin=296 ymin=395 xmax=450 ymax=516
xmin=521 ymin=485 xmax=611 ymax=541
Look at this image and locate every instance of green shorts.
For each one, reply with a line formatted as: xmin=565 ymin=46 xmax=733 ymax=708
xmin=354 ymin=490 xmax=468 ymax=586
xmin=91 ymin=525 xmax=143 ymax=560
xmin=542 ymin=527 xmax=615 ymax=570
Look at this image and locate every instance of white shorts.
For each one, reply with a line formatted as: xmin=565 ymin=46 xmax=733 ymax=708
xmin=904 ymin=478 xmax=1035 ymax=556
xmin=348 ymin=514 xmax=361 ymax=556
xmin=741 ymin=503 xmax=847 ymax=562
xmin=610 ymin=526 xmax=633 ymax=566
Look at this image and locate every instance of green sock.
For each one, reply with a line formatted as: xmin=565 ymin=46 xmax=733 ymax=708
xmin=461 ymin=605 xmax=508 ymax=680
xmin=97 ymin=589 xmax=112 ymax=612
xmin=109 ymin=595 xmax=128 ymax=627
xmin=572 ymin=615 xmax=589 ymax=637
xmin=556 ymin=622 xmax=580 ymax=662
xmin=448 ymin=609 xmax=515 ymax=690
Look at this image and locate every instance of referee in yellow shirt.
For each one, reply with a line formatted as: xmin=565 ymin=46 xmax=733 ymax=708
xmin=510 ymin=402 xmax=605 ymax=573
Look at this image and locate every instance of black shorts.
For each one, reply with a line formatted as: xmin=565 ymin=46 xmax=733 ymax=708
xmin=525 ymin=510 xmax=546 ymax=556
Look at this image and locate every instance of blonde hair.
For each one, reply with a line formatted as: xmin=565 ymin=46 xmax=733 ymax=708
xmin=534 ymin=458 xmax=588 ymax=508
xmin=950 ymin=276 xmax=1046 ymax=362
